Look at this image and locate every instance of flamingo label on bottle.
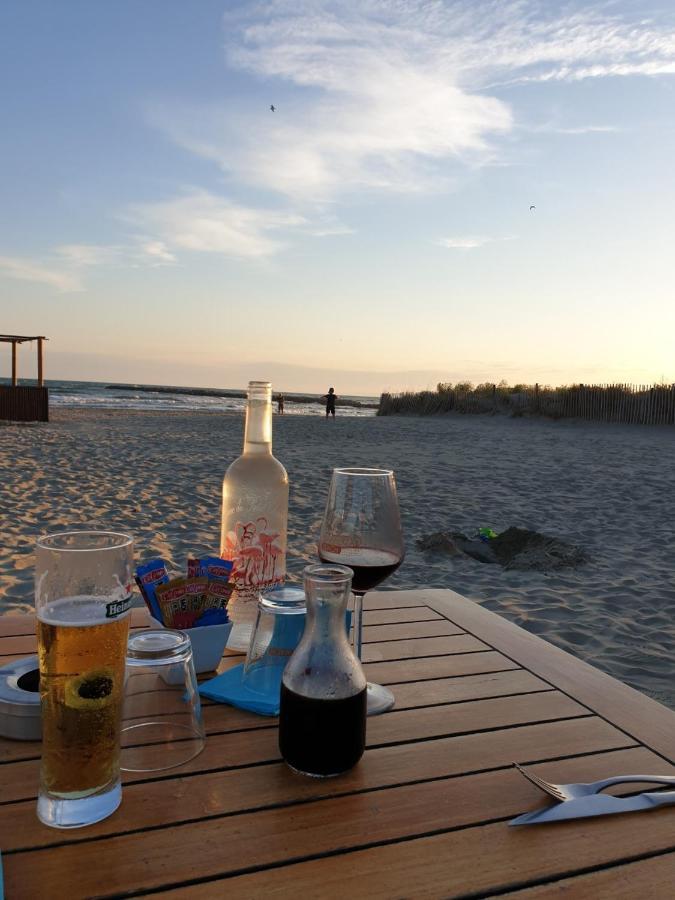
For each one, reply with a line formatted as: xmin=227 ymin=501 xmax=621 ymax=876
xmin=221 ymin=518 xmax=284 ymax=600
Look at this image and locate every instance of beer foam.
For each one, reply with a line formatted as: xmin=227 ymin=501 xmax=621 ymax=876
xmin=37 ymin=595 xmax=128 ymax=627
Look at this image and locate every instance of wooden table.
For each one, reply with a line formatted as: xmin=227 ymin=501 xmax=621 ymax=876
xmin=1 ymin=589 xmax=675 ymax=899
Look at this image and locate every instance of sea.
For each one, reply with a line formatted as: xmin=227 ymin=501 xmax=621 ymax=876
xmin=0 ymin=379 xmax=379 ymax=416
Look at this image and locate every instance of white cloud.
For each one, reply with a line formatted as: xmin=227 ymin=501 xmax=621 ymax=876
xmin=307 ymin=224 xmax=354 ymax=237
xmin=55 ymin=244 xmax=121 ymax=267
xmin=8 ymin=2 xmax=675 ymax=278
xmin=0 ymin=256 xmax=83 ymax=292
xmin=135 ymin=240 xmax=177 ymax=265
xmin=514 ymin=60 xmax=675 ymax=85
xmin=437 ymin=237 xmax=492 ymax=250
xmin=527 ymin=123 xmax=620 ymax=136
xmin=129 ymin=191 xmax=306 ymax=258
xmin=437 ymin=235 xmax=516 ymax=250
xmin=144 ymin=1 xmax=675 ymax=208
xmin=0 ymin=240 xmax=177 ymax=293
xmin=465 ymin=4 xmax=675 ymax=86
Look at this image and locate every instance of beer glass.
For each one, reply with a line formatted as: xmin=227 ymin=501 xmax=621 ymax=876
xmin=35 ymin=531 xmax=134 ymax=829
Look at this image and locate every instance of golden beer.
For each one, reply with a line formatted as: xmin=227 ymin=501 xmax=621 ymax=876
xmin=37 ymin=598 xmax=129 ymax=797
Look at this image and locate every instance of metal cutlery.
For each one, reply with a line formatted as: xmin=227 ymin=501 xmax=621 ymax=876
xmin=510 ymin=789 xmax=675 ymax=826
xmin=513 ymin=762 xmax=675 ymax=802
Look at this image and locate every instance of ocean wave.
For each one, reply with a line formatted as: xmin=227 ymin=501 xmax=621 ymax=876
xmin=48 ymin=393 xmax=374 ymax=416
xmin=1 ymin=378 xmax=378 ymax=416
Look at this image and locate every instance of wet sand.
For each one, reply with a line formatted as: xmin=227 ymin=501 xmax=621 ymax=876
xmin=1 ymin=408 xmax=673 ymax=708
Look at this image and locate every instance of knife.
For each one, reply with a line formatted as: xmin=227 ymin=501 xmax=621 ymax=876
xmin=510 ymin=790 xmax=675 ymax=826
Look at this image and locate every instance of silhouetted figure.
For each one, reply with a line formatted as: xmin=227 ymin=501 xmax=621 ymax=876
xmin=277 ymin=393 xmax=285 ymax=415
xmin=323 ymin=387 xmax=337 ymax=418
xmin=270 ymin=104 xmax=276 ymax=112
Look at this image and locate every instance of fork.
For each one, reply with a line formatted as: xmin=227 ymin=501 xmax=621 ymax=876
xmin=513 ymin=762 xmax=675 ymax=803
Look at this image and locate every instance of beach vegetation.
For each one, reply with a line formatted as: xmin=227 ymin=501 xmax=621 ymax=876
xmin=378 ymin=381 xmax=675 ymax=425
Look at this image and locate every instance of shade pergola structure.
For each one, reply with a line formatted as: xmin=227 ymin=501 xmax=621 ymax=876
xmin=0 ymin=334 xmax=48 ymax=385
xmin=0 ymin=334 xmax=49 ymax=422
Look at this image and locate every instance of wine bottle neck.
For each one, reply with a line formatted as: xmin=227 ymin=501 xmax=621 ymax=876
xmin=243 ymin=385 xmax=273 ymax=455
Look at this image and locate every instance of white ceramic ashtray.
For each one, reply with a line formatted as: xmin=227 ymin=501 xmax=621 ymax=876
xmin=0 ymin=655 xmax=42 ymax=741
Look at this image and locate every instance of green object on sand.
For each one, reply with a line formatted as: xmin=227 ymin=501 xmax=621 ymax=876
xmin=478 ymin=527 xmax=498 ymax=542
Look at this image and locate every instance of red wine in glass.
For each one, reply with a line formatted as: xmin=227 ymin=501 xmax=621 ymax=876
xmin=319 ymin=548 xmax=403 ymax=594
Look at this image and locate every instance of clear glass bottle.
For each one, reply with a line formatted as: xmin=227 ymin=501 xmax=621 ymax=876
xmin=220 ymin=381 xmax=289 ymax=651
xmin=279 ymin=564 xmax=367 ymax=777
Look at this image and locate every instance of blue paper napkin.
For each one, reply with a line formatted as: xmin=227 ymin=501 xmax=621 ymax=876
xmin=199 ymin=663 xmax=280 ymax=716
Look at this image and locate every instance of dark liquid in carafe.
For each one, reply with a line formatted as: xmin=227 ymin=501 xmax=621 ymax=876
xmin=279 ymin=684 xmax=367 ymax=776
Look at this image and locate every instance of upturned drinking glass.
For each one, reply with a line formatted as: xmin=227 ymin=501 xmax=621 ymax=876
xmin=318 ymin=468 xmax=405 ymax=715
xmin=35 ymin=531 xmax=134 ymax=829
xmin=121 ymin=629 xmax=205 ymax=773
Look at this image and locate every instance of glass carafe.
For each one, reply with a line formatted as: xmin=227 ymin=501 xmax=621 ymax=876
xmin=279 ymin=564 xmax=367 ymax=778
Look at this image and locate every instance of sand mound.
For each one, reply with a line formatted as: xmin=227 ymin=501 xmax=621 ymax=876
xmin=417 ymin=526 xmax=589 ymax=572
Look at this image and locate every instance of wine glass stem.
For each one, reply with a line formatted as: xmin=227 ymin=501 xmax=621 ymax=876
xmin=353 ymin=591 xmax=365 ymax=660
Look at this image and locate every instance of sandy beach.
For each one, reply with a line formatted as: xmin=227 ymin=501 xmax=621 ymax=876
xmin=1 ymin=408 xmax=673 ymax=709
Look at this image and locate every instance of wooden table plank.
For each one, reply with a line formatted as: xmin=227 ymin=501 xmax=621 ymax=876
xmin=151 ymin=804 xmax=675 ymax=900
xmin=363 ymin=592 xmax=433 ymax=610
xmin=0 ymin=690 xmax=293 ymax=766
xmin=417 ymin=589 xmax=675 ymax=762
xmin=366 ymin=691 xmax=589 ymax=747
xmin=0 ymin=670 xmax=551 ymax=764
xmin=362 ymin=633 xmax=489 ymax=661
xmin=0 ymin=711 xmax=627 ymax=809
xmin=0 ymin=689 xmax=588 ymax=788
xmin=0 ymin=616 xmax=37 ymax=637
xmin=152 ymin=845 xmax=675 ymax=900
xmin=2 ymin=589 xmax=674 ymax=899
xmin=5 ymin=744 xmax=671 ymax=900
xmin=500 ymin=851 xmax=675 ymax=898
xmin=363 ymin=650 xmax=518 ymax=684
xmin=363 ymin=620 xmax=466 ymax=642
xmin=0 ymin=688 xmax=289 ymax=765
xmin=0 ymin=611 xmax=151 ymax=657
xmin=0 ymin=722 xmax=638 ymax=857
xmin=0 ymin=685 xmax=584 ymax=774
xmin=0 ymin=608 xmax=151 ymax=637
xmin=363 ymin=607 xmax=443 ymax=626
xmin=390 ymin=669 xmax=551 ymax=707
xmin=0 ymin=611 xmax=458 ymax=664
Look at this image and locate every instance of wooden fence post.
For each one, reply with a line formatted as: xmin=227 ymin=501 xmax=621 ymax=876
xmin=37 ymin=338 xmax=44 ymax=387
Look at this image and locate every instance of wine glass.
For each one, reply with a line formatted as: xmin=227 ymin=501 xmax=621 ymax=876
xmin=318 ymin=467 xmax=405 ymax=715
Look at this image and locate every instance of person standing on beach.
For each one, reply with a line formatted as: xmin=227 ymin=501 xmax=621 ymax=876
xmin=277 ymin=393 xmax=285 ymax=415
xmin=323 ymin=387 xmax=337 ymax=418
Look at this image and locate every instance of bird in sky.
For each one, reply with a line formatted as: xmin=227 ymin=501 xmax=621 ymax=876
xmin=270 ymin=104 xmax=276 ymax=112
xmin=529 ymin=205 xmax=536 ymax=211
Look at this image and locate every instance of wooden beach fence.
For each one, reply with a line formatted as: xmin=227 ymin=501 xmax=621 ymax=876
xmin=378 ymin=382 xmax=675 ymax=425
xmin=0 ymin=334 xmax=49 ymax=422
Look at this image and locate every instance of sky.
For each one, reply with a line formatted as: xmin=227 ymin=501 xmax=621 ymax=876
xmin=1 ymin=0 xmax=675 ymax=395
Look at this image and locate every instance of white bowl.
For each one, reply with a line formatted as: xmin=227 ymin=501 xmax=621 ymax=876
xmin=184 ymin=622 xmax=232 ymax=673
